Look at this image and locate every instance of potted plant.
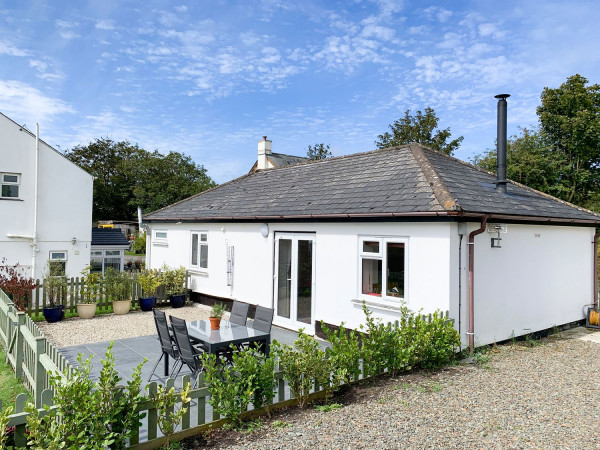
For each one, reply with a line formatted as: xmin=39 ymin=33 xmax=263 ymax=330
xmin=0 ymin=257 xmax=38 ymax=311
xmin=160 ymin=266 xmax=187 ymax=308
xmin=42 ymin=263 xmax=67 ymax=323
xmin=77 ymin=266 xmax=101 ymax=319
xmin=138 ymin=269 xmax=160 ymax=311
xmin=210 ymin=302 xmax=226 ymax=330
xmin=105 ymin=268 xmax=132 ymax=315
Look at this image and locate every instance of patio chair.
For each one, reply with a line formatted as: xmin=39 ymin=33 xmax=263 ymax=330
xmin=229 ymin=301 xmax=250 ymax=326
xmin=170 ymin=316 xmax=205 ymax=387
xmin=148 ymin=309 xmax=182 ymax=382
xmin=252 ymin=305 xmax=274 ymax=333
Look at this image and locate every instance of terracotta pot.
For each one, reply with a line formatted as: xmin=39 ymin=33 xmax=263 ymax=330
xmin=112 ymin=299 xmax=131 ymax=315
xmin=209 ymin=317 xmax=221 ymax=330
xmin=76 ymin=303 xmax=96 ymax=319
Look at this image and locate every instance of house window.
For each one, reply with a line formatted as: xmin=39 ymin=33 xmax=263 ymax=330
xmin=154 ymin=230 xmax=168 ymax=241
xmin=90 ymin=250 xmax=124 ymax=274
xmin=1 ymin=173 xmax=20 ymax=199
xmin=360 ymin=237 xmax=406 ymax=299
xmin=49 ymin=251 xmax=67 ymax=276
xmin=191 ymin=232 xmax=208 ymax=270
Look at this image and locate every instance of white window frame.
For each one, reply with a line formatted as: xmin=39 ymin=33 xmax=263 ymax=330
xmin=49 ymin=251 xmax=68 ymax=276
xmin=153 ymin=229 xmax=168 ymax=245
xmin=190 ymin=231 xmax=208 ymax=272
xmin=358 ymin=236 xmax=407 ymax=302
xmin=1 ymin=172 xmax=20 ymax=199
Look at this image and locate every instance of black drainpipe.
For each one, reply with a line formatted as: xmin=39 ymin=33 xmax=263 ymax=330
xmin=495 ymin=94 xmax=510 ymax=194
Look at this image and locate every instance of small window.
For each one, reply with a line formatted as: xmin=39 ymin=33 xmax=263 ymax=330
xmin=359 ymin=237 xmax=406 ymax=300
xmin=1 ymin=173 xmax=20 ymax=198
xmin=191 ymin=232 xmax=208 ymax=270
xmin=155 ymin=231 xmax=167 ymax=240
xmin=49 ymin=251 xmax=67 ymax=276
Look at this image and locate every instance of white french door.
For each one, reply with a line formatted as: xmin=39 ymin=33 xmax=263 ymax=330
xmin=274 ymin=233 xmax=315 ymax=333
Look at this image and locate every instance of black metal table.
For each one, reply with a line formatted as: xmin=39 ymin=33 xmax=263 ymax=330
xmin=186 ymin=319 xmax=271 ymax=357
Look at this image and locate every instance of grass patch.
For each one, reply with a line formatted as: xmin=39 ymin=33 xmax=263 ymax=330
xmin=125 ymin=251 xmax=145 ymax=256
xmin=0 ymin=347 xmax=30 ymax=408
xmin=314 ymin=403 xmax=342 ymax=412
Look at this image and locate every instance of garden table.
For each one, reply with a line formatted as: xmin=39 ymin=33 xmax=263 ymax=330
xmin=186 ymin=319 xmax=271 ymax=357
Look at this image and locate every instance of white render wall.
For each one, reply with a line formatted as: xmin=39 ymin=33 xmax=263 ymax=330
xmin=452 ymin=222 xmax=595 ymax=347
xmin=0 ymin=115 xmax=93 ymax=279
xmin=147 ymin=221 xmax=454 ymax=331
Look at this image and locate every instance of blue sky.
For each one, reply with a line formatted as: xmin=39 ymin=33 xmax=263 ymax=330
xmin=1 ymin=0 xmax=599 ymax=183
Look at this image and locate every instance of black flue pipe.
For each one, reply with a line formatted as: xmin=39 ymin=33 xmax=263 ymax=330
xmin=495 ymin=94 xmax=510 ymax=194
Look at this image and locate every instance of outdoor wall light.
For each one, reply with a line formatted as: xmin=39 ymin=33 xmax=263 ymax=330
xmin=260 ymin=223 xmax=269 ymax=238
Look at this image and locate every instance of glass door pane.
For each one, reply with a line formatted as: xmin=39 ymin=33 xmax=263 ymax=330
xmin=296 ymin=240 xmax=312 ymax=324
xmin=277 ymin=239 xmax=292 ymax=319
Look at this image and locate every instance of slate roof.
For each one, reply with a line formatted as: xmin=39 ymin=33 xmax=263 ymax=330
xmin=145 ymin=144 xmax=600 ymax=224
xmin=91 ymin=228 xmax=130 ymax=246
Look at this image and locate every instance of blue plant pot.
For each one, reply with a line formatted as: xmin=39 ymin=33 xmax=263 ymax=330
xmin=169 ymin=294 xmax=186 ymax=308
xmin=139 ymin=296 xmax=157 ymax=312
xmin=43 ymin=305 xmax=65 ymax=323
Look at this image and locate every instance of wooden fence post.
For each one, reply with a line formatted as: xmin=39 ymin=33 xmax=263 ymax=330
xmin=34 ymin=336 xmax=47 ymax=407
xmin=14 ymin=312 xmax=25 ymax=380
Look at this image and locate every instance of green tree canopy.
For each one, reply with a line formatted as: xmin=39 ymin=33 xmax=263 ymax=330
xmin=472 ymin=128 xmax=569 ymax=199
xmin=65 ymin=138 xmax=216 ymax=221
xmin=536 ymin=74 xmax=600 ymax=204
xmin=473 ymin=74 xmax=600 ymax=209
xmin=306 ymin=143 xmax=332 ymax=160
xmin=375 ymin=107 xmax=463 ymax=155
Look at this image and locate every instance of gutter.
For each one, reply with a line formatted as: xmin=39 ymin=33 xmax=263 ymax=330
xmin=467 ymin=215 xmax=489 ymax=353
xmin=32 ymin=124 xmax=39 ymax=278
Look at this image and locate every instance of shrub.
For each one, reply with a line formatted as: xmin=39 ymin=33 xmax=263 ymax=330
xmin=26 ymin=343 xmax=146 ymax=449
xmin=321 ymin=322 xmax=361 ymax=383
xmin=159 ymin=265 xmax=187 ymax=296
xmin=104 ymin=267 xmax=132 ymax=301
xmin=274 ymin=330 xmax=335 ymax=408
xmin=201 ymin=346 xmax=276 ymax=426
xmin=405 ymin=312 xmax=460 ymax=369
xmin=137 ymin=269 xmax=160 ymax=298
xmin=359 ymin=302 xmax=411 ymax=376
xmin=148 ymin=382 xmax=191 ymax=448
xmin=0 ymin=257 xmax=38 ymax=311
xmin=0 ymin=405 xmax=12 ymax=448
xmin=133 ymin=232 xmax=146 ymax=255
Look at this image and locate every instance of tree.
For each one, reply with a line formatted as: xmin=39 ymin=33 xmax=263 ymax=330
xmin=65 ymin=138 xmax=216 ymax=221
xmin=536 ymin=74 xmax=600 ymax=204
xmin=375 ymin=107 xmax=463 ymax=155
xmin=472 ymin=128 xmax=570 ymax=199
xmin=306 ymin=143 xmax=332 ymax=160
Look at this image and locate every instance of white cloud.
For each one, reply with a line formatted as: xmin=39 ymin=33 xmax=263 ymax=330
xmin=95 ymin=20 xmax=115 ymax=30
xmin=175 ymin=5 xmax=188 ymax=12
xmin=0 ymin=80 xmax=74 ymax=122
xmin=0 ymin=41 xmax=29 ymax=56
xmin=423 ymin=6 xmax=453 ymax=23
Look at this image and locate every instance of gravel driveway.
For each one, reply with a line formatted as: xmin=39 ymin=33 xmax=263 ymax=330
xmin=199 ymin=327 xmax=600 ymax=449
xmin=37 ymin=304 xmax=215 ymax=348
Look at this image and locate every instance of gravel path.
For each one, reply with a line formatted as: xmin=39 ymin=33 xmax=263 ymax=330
xmin=37 ymin=304 xmax=218 ymax=348
xmin=201 ymin=327 xmax=600 ymax=449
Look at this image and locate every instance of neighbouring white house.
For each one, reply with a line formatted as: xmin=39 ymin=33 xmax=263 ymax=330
xmin=144 ymin=133 xmax=600 ymax=350
xmin=0 ymin=112 xmax=93 ymax=280
xmin=90 ymin=228 xmax=131 ymax=273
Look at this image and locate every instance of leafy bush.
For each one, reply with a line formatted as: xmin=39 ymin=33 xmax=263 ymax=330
xmin=321 ymin=322 xmax=361 ymax=383
xmin=159 ymin=265 xmax=187 ymax=296
xmin=274 ymin=330 xmax=337 ymax=408
xmin=0 ymin=257 xmax=38 ymax=311
xmin=359 ymin=303 xmax=412 ymax=376
xmin=79 ymin=266 xmax=102 ymax=304
xmin=402 ymin=312 xmax=460 ymax=369
xmin=137 ymin=269 xmax=160 ymax=298
xmin=104 ymin=267 xmax=133 ymax=301
xmin=201 ymin=346 xmax=276 ymax=426
xmin=0 ymin=405 xmax=12 ymax=447
xmin=25 ymin=343 xmax=146 ymax=449
xmin=148 ymin=382 xmax=191 ymax=448
xmin=132 ymin=232 xmax=146 ymax=255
